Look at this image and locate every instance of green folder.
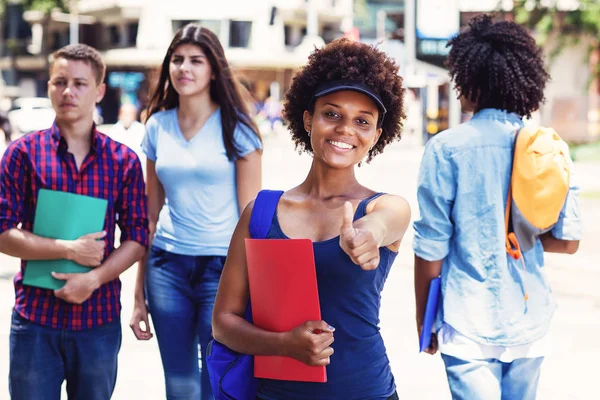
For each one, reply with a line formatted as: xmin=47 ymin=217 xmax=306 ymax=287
xmin=22 ymin=189 xmax=108 ymax=290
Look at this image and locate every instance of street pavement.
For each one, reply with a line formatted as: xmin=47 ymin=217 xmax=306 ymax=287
xmin=0 ymin=131 xmax=598 ymax=399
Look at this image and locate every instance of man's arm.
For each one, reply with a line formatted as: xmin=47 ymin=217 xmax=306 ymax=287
xmin=540 ymin=159 xmax=583 ymax=254
xmin=412 ymin=141 xmax=455 ymax=354
xmin=414 ymin=256 xmax=443 ymax=354
xmin=115 ymin=154 xmax=149 ymax=256
xmin=542 ymin=157 xmax=582 ymax=254
xmin=0 ymin=229 xmax=105 ymax=265
xmin=0 ymin=229 xmax=67 ymax=260
xmin=53 ymin=240 xmax=145 ymax=304
xmin=117 ymin=153 xmax=149 ymax=245
xmin=540 ymin=232 xmax=579 ymax=254
xmin=0 ymin=143 xmax=106 ymax=265
xmin=91 ymin=241 xmax=145 ymax=284
xmin=54 ymin=154 xmax=149 ymax=304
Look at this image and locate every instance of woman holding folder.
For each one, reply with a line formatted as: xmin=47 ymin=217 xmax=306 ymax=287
xmin=128 ymin=24 xmax=262 ymax=400
xmin=213 ymin=39 xmax=411 ymax=400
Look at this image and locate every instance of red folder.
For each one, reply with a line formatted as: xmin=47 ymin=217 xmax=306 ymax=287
xmin=245 ymin=238 xmax=326 ymax=382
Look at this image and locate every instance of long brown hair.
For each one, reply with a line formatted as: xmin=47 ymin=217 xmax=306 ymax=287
xmin=145 ymin=24 xmax=261 ymax=160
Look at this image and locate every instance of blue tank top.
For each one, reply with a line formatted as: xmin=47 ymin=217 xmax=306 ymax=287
xmin=257 ymin=193 xmax=398 ymax=400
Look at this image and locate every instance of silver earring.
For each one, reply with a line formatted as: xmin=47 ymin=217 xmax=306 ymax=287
xmin=307 ymin=130 xmax=311 ymax=137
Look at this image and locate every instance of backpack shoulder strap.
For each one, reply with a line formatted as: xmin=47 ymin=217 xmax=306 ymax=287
xmin=249 ymin=190 xmax=284 ymax=239
xmin=506 ymin=129 xmax=529 ymax=300
xmin=505 ymin=129 xmax=522 ymax=260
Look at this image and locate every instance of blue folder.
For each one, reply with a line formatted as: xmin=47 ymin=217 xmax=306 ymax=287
xmin=419 ymin=276 xmax=441 ymax=352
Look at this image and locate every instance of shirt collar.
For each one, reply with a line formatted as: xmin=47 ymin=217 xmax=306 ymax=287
xmin=470 ymin=108 xmax=524 ymax=127
xmin=50 ymin=121 xmax=104 ymax=154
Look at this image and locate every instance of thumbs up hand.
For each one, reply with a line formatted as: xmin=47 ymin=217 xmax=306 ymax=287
xmin=339 ymin=202 xmax=380 ymax=270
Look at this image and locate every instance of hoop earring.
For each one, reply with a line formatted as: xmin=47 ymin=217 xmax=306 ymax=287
xmin=307 ymin=130 xmax=311 ymax=137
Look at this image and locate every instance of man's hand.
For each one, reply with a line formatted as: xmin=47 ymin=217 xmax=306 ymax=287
xmin=64 ymin=231 xmax=106 ymax=267
xmin=339 ymin=202 xmax=380 ymax=270
xmin=417 ymin=323 xmax=439 ymax=355
xmin=53 ymin=271 xmax=101 ymax=304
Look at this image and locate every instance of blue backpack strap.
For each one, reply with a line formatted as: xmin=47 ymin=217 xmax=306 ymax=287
xmin=244 ymin=190 xmax=283 ymax=322
xmin=248 ymin=190 xmax=284 ymax=239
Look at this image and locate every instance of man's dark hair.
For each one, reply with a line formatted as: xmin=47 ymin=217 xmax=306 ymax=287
xmin=50 ymin=44 xmax=106 ymax=85
xmin=446 ymin=14 xmax=550 ymax=118
xmin=283 ymin=38 xmax=405 ymax=163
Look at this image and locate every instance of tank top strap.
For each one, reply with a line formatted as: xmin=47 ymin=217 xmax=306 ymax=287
xmin=354 ymin=192 xmax=386 ymax=221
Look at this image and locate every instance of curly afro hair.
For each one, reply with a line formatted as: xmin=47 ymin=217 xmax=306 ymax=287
xmin=446 ymin=14 xmax=550 ymax=118
xmin=283 ymin=38 xmax=405 ymax=163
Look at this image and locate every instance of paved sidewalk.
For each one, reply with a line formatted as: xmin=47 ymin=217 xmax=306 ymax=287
xmin=0 ymin=134 xmax=598 ymax=399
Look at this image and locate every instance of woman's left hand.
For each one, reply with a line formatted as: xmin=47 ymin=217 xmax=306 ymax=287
xmin=339 ymin=202 xmax=380 ymax=270
xmin=130 ymin=298 xmax=153 ymax=341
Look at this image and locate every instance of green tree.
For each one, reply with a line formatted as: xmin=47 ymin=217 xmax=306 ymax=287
xmin=0 ymin=0 xmax=67 ymax=81
xmin=514 ymin=0 xmax=600 ymax=80
xmin=1 ymin=0 xmax=67 ymax=16
xmin=0 ymin=0 xmax=68 ymax=50
xmin=514 ymin=0 xmax=600 ymax=140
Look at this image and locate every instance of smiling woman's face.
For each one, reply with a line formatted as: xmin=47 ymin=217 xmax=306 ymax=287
xmin=303 ymin=90 xmax=382 ymax=169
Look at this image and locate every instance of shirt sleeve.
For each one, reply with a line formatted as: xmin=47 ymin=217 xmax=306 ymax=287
xmin=551 ymin=156 xmax=582 ymax=240
xmin=141 ymin=116 xmax=158 ymax=162
xmin=0 ymin=143 xmax=28 ymax=234
xmin=234 ymin=122 xmax=262 ymax=159
xmin=413 ymin=139 xmax=456 ymax=261
xmin=116 ymin=152 xmax=149 ymax=247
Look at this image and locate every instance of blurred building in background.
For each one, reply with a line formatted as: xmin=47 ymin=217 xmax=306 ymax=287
xmin=0 ymin=0 xmax=597 ymax=142
xmin=0 ymin=0 xmax=354 ymax=124
xmin=363 ymin=0 xmax=595 ymax=144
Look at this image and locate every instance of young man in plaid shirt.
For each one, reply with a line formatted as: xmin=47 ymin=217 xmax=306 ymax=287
xmin=0 ymin=44 xmax=148 ymax=399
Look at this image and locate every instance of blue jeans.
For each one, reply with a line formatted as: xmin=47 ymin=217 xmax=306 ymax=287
xmin=146 ymin=246 xmax=224 ymax=400
xmin=442 ymin=354 xmax=544 ymax=400
xmin=9 ymin=310 xmax=122 ymax=400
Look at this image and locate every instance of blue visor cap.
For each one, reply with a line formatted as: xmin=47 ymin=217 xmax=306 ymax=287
xmin=313 ymin=79 xmax=387 ymax=127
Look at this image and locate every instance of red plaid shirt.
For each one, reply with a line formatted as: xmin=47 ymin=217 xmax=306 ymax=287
xmin=0 ymin=123 xmax=148 ymax=330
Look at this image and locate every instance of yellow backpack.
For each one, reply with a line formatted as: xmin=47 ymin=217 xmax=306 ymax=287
xmin=505 ymin=126 xmax=571 ymax=299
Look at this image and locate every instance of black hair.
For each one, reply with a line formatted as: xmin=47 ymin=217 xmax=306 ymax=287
xmin=446 ymin=14 xmax=550 ymax=118
xmin=283 ymin=38 xmax=405 ymax=163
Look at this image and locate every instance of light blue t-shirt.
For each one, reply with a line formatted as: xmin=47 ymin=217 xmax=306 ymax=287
xmin=413 ymin=108 xmax=582 ymax=347
xmin=142 ymin=108 xmax=261 ymax=256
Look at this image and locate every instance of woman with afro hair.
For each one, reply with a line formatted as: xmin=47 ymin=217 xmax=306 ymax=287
xmin=413 ymin=14 xmax=582 ymax=400
xmin=212 ymin=38 xmax=411 ymax=399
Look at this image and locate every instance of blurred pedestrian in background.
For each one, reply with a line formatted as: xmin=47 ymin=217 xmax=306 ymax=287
xmin=0 ymin=111 xmax=12 ymax=145
xmin=110 ymin=103 xmax=146 ymax=167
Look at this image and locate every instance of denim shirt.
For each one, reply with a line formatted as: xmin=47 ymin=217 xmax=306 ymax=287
xmin=413 ymin=109 xmax=583 ymax=346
